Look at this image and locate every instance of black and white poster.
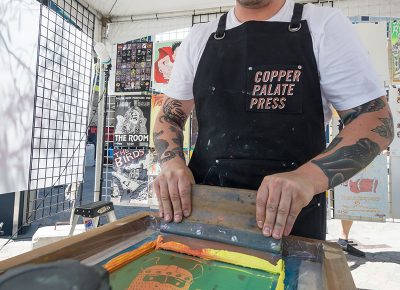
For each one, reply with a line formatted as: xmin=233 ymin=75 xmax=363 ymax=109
xmin=114 ymin=95 xmax=151 ymax=147
xmin=115 ymin=41 xmax=153 ymax=92
xmin=112 ymin=149 xmax=149 ymax=206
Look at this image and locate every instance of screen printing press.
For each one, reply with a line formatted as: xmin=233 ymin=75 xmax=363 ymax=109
xmin=0 ymin=185 xmax=355 ymax=290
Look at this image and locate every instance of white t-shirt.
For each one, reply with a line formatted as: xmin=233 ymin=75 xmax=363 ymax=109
xmin=164 ymin=0 xmax=385 ymax=123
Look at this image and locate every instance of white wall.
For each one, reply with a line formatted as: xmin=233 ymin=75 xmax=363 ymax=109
xmin=0 ymin=0 xmax=40 ymax=194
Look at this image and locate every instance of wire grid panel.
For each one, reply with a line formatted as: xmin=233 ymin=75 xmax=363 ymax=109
xmin=28 ymin=0 xmax=95 ymax=222
xmin=192 ymin=11 xmax=229 ymax=26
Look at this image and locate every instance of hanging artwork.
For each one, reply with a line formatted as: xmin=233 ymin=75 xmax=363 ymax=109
xmin=112 ymin=149 xmax=149 ymax=206
xmin=114 ymin=95 xmax=151 ymax=147
xmin=334 ymin=154 xmax=388 ymax=222
xmin=391 ymin=21 xmax=400 ymax=84
xmin=115 ymin=41 xmax=153 ymax=92
xmin=388 ymin=87 xmax=400 ymax=156
xmin=147 ymin=149 xmax=161 ymax=209
xmin=152 ymin=41 xmax=182 ymax=92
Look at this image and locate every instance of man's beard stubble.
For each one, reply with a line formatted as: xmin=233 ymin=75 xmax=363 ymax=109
xmin=236 ymin=0 xmax=275 ymax=9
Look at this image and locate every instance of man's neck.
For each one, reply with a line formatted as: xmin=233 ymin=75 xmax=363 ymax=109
xmin=234 ymin=0 xmax=286 ymax=23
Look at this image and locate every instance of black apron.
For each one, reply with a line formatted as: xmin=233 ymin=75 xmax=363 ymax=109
xmin=188 ymin=4 xmax=327 ymax=240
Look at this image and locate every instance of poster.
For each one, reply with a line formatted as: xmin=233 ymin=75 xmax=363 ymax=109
xmin=152 ymin=41 xmax=182 ymax=92
xmin=149 ymin=94 xmax=190 ymax=149
xmin=115 ymin=41 xmax=153 ymax=92
xmin=147 ymin=149 xmax=161 ymax=209
xmin=391 ymin=21 xmax=400 ymax=84
xmin=114 ymin=95 xmax=151 ymax=147
xmin=389 ymin=87 xmax=400 ymax=156
xmin=334 ymin=154 xmax=388 ymax=222
xmin=112 ymin=149 xmax=149 ymax=206
xmin=390 ymin=156 xmax=400 ymax=219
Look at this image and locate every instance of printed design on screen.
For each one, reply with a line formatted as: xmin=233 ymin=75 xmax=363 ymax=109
xmin=154 ymin=41 xmax=181 ymax=84
xmin=115 ymin=95 xmax=151 ymax=147
xmin=115 ymin=41 xmax=153 ymax=92
xmin=128 ymin=257 xmax=203 ymax=290
xmin=112 ymin=149 xmax=149 ymax=205
xmin=391 ymin=21 xmax=400 ymax=83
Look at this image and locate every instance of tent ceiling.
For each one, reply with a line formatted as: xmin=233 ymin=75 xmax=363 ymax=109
xmin=81 ymin=0 xmax=236 ymax=18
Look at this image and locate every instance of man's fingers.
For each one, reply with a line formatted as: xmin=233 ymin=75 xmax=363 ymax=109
xmin=167 ymin=180 xmax=183 ymax=223
xmin=263 ymin=179 xmax=282 ymax=237
xmin=284 ymin=202 xmax=302 ymax=237
xmin=178 ymin=178 xmax=191 ymax=217
xmin=153 ymin=181 xmax=163 ymax=218
xmin=256 ymin=182 xmax=269 ymax=229
xmin=272 ymin=189 xmax=292 ymax=239
xmin=159 ymin=179 xmax=173 ymax=222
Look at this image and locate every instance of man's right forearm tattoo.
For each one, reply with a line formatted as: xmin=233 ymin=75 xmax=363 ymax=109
xmin=154 ymin=98 xmax=187 ymax=164
xmin=160 ymin=99 xmax=187 ymax=128
xmin=312 ymin=138 xmax=380 ymax=189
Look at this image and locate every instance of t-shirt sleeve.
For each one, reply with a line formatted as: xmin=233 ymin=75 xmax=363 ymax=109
xmin=318 ymin=11 xmax=386 ymax=111
xmin=163 ymin=27 xmax=197 ymax=100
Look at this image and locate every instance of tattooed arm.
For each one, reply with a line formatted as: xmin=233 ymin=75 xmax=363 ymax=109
xmin=153 ymin=97 xmax=195 ymax=223
xmin=257 ymin=96 xmax=393 ymax=240
xmin=310 ymin=96 xmax=393 ymax=189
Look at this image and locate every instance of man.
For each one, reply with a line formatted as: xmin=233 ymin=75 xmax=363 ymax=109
xmin=153 ymin=0 xmax=393 ymax=240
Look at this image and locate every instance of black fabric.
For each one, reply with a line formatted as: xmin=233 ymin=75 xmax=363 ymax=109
xmin=189 ymin=5 xmax=327 ymax=240
xmin=0 ymin=260 xmax=110 ymax=290
xmin=290 ymin=3 xmax=304 ymax=27
xmin=215 ymin=13 xmax=228 ymax=38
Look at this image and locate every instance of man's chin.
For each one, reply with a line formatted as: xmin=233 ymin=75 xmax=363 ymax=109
xmin=236 ymin=0 xmax=273 ymax=9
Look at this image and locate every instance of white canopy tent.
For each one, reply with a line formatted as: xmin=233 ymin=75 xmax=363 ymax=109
xmin=76 ymin=0 xmax=400 ymax=44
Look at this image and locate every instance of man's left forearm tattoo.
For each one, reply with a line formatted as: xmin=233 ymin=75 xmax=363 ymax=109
xmin=371 ymin=114 xmax=394 ymax=141
xmin=341 ymin=98 xmax=385 ymax=125
xmin=312 ymin=138 xmax=381 ymax=189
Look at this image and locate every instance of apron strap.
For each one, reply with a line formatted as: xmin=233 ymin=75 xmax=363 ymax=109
xmin=215 ymin=13 xmax=228 ymax=40
xmin=289 ymin=3 xmax=304 ymax=32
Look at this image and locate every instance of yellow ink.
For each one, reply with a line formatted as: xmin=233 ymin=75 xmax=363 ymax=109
xmin=156 ymin=236 xmax=285 ymax=290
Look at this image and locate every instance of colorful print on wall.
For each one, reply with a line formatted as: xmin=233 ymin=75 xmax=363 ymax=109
xmin=334 ymin=154 xmax=388 ymax=222
xmin=114 ymin=95 xmax=151 ymax=147
xmin=112 ymin=149 xmax=149 ymax=206
xmin=115 ymin=41 xmax=153 ymax=92
xmin=389 ymin=87 xmax=400 ymax=156
xmin=391 ymin=21 xmax=400 ymax=84
xmin=152 ymin=41 xmax=182 ymax=92
xmin=149 ymin=94 xmax=190 ymax=149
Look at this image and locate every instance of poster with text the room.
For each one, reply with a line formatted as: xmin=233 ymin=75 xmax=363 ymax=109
xmin=114 ymin=95 xmax=151 ymax=147
xmin=115 ymin=41 xmax=153 ymax=92
xmin=112 ymin=149 xmax=149 ymax=206
xmin=334 ymin=154 xmax=388 ymax=222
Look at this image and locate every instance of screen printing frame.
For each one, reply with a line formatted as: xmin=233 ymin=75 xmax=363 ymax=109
xmin=0 ymin=212 xmax=355 ymax=290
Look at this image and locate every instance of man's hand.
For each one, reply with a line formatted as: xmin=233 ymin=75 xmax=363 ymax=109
xmin=256 ymin=170 xmax=315 ymax=240
xmin=154 ymin=163 xmax=195 ymax=223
